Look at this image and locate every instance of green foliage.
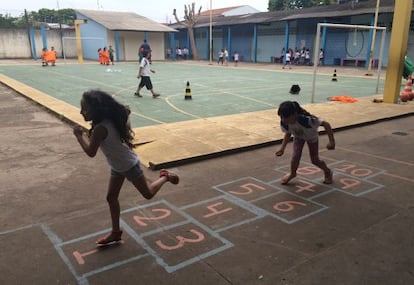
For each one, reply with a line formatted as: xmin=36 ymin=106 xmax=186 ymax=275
xmin=0 ymin=8 xmax=76 ymax=28
xmin=268 ymin=0 xmax=334 ymax=11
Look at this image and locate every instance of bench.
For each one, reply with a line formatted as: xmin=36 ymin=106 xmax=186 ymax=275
xmin=271 ymin=56 xmax=283 ymax=63
xmin=335 ymin=58 xmax=378 ymax=67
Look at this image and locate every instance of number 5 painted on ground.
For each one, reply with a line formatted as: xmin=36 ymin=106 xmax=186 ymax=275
xmin=229 ymin=183 xmax=266 ymax=195
xmin=155 ymin=229 xmax=205 ymax=251
xmin=273 ymin=201 xmax=307 ymax=212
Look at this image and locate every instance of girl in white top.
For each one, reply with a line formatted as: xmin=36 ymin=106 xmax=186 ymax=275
xmin=275 ymin=101 xmax=335 ymax=185
xmin=73 ymin=90 xmax=179 ymax=245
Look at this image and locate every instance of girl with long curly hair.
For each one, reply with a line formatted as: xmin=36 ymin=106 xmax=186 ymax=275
xmin=73 ymin=89 xmax=179 ymax=246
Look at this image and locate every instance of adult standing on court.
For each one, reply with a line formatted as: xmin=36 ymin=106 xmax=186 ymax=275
xmin=138 ymin=39 xmax=151 ymax=62
xmin=109 ymin=45 xmax=115 ymax=65
xmin=135 ymin=50 xmax=160 ymax=98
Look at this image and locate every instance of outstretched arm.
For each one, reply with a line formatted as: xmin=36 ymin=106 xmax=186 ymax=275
xmin=275 ymin=132 xmax=292 ymax=156
xmin=321 ymin=121 xmax=335 ymax=150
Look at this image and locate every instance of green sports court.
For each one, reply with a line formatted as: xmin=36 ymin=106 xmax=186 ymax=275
xmin=0 ymin=61 xmax=384 ymax=127
xmin=0 ymin=60 xmax=413 ymax=169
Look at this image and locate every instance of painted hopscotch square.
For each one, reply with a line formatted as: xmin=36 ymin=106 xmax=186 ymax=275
xmin=213 ymin=177 xmax=282 ymax=202
xmin=252 ymin=191 xmax=328 ymax=224
xmin=181 ymin=196 xmax=262 ymax=232
xmin=140 ymin=222 xmax=232 ymax=273
xmin=121 ymin=200 xmax=188 ymax=235
xmin=270 ymin=177 xmax=335 ymax=199
xmin=60 ymin=230 xmax=147 ymax=276
xmin=275 ymin=162 xmax=326 ymax=181
xmin=332 ymin=173 xmax=384 ymax=197
xmin=331 ymin=160 xmax=385 ymax=180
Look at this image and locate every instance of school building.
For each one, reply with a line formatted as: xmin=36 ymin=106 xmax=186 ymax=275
xmin=168 ymin=0 xmax=413 ymax=68
xmin=74 ymin=9 xmax=177 ymax=62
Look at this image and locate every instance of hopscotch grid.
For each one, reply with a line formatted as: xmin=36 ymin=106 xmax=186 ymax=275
xmin=329 ymin=160 xmax=386 ymax=180
xmin=39 ymin=159 xmax=388 ymax=279
xmin=267 ymin=206 xmax=328 ymax=225
xmin=41 ymin=224 xmax=90 ymax=285
xmin=332 ymin=184 xmax=385 ymax=197
xmin=139 ymin=220 xmax=191 ymax=238
xmin=122 ymin=199 xmax=234 ymax=273
xmin=181 ymin=194 xmax=269 ymax=232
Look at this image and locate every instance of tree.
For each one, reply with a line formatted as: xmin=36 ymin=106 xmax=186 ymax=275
xmin=0 ymin=8 xmax=76 ymax=28
xmin=31 ymin=8 xmax=76 ymax=25
xmin=173 ymin=3 xmax=202 ymax=60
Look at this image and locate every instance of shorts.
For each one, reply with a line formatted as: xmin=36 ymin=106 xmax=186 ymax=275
xmin=139 ymin=76 xmax=153 ymax=90
xmin=111 ymin=163 xmax=143 ymax=181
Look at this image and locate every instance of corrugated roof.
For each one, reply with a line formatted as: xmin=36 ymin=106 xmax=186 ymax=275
xmin=199 ymin=6 xmax=243 ymax=17
xmin=76 ymin=9 xmax=176 ymax=32
xmin=169 ymin=0 xmax=399 ymax=29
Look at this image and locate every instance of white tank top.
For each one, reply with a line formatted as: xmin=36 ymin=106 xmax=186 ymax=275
xmin=98 ymin=120 xmax=139 ymax=172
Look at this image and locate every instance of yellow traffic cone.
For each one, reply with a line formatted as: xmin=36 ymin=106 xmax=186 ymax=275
xmin=185 ymin=81 xmax=192 ymax=100
xmin=331 ymin=69 xmax=338 ymax=81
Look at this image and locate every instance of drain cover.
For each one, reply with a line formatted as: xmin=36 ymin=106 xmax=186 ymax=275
xmin=392 ymin=131 xmax=408 ymax=136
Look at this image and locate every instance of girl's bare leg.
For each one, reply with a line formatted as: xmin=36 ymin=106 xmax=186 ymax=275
xmin=97 ymin=176 xmax=125 ymax=244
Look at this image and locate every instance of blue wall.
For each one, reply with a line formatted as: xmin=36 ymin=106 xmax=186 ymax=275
xmin=76 ymin=13 xmax=107 ymax=60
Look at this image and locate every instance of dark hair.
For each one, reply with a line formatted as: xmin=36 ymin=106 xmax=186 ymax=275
xmin=277 ymin=101 xmax=314 ymax=118
xmin=82 ymin=90 xmax=134 ymax=148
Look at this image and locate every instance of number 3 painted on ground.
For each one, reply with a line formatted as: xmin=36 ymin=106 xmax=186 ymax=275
xmin=155 ymin=229 xmax=205 ymax=251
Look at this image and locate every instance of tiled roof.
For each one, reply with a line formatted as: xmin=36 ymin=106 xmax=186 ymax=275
xmin=76 ymin=9 xmax=176 ymax=32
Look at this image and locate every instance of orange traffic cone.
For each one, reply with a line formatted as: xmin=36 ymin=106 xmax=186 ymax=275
xmin=400 ymin=75 xmax=413 ymax=102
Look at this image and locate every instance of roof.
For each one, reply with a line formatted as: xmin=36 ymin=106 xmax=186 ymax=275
xmin=199 ymin=5 xmax=260 ymax=17
xmin=76 ymin=9 xmax=176 ymax=32
xmin=199 ymin=6 xmax=243 ymax=17
xmin=169 ymin=0 xmax=399 ymax=29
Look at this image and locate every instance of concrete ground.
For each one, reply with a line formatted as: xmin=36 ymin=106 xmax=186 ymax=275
xmin=1 ymin=65 xmax=414 ymax=284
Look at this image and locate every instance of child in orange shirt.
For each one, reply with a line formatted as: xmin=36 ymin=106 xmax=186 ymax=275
xmin=102 ymin=47 xmax=110 ymax=65
xmin=47 ymin=46 xmax=57 ymax=66
xmin=41 ymin=48 xmax=48 ymax=66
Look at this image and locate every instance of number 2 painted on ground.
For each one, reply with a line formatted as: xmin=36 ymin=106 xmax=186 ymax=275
xmin=133 ymin=208 xmax=171 ymax=227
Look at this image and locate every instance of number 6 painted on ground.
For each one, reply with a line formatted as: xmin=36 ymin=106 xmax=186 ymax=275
xmin=273 ymin=201 xmax=307 ymax=212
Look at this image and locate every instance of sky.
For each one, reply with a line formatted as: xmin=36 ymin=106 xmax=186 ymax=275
xmin=1 ymin=0 xmax=269 ymax=23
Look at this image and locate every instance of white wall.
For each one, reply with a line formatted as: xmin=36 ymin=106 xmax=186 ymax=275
xmin=0 ymin=28 xmax=76 ymax=59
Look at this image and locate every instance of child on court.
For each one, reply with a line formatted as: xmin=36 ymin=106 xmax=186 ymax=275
xmin=134 ymin=50 xmax=160 ymax=98
xmin=73 ymin=90 xmax=179 ymax=245
xmin=41 ymin=48 xmax=48 ymax=66
xmin=275 ymin=101 xmax=335 ymax=185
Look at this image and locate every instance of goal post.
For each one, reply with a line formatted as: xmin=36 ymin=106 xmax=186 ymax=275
xmin=62 ymin=37 xmax=105 ymax=63
xmin=311 ymin=23 xmax=387 ymax=103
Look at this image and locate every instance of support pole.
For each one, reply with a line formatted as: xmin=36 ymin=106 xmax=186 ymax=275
xmin=383 ymin=0 xmax=413 ymax=103
xmin=74 ymin=19 xmax=87 ymax=64
xmin=366 ymin=0 xmax=380 ymax=76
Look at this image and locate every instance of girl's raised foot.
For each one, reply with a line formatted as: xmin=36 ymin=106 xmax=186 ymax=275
xmin=160 ymin=169 xmax=179 ymax=185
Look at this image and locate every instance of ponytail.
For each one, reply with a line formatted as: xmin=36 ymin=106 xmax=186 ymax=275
xmin=277 ymin=101 xmax=316 ymax=118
